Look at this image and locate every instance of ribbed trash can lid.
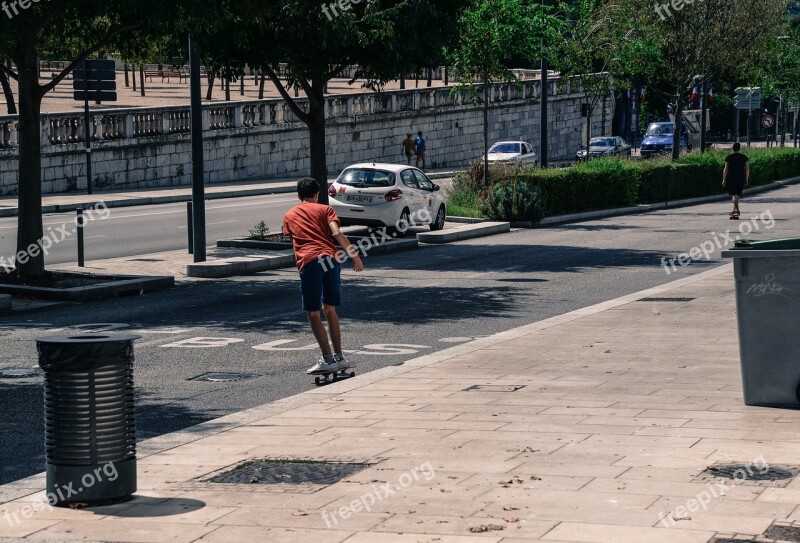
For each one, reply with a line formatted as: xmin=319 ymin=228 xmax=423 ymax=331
xmin=36 ymin=334 xmax=142 ymax=372
xmin=36 ymin=334 xmax=142 ymax=345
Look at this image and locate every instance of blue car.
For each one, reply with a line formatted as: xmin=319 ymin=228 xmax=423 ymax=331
xmin=640 ymin=122 xmax=690 ymax=158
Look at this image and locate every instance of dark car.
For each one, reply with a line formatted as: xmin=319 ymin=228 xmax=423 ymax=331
xmin=640 ymin=122 xmax=690 ymax=158
xmin=576 ymin=136 xmax=632 ymax=162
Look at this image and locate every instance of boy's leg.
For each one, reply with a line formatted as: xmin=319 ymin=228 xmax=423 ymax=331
xmin=307 ymin=311 xmax=333 ymax=356
xmin=322 ymin=305 xmax=341 ymax=354
xmin=300 ymin=261 xmax=332 ymax=358
xmin=733 ymin=195 xmax=740 ymax=213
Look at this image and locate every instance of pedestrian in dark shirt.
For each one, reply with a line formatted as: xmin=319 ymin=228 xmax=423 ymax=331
xmin=722 ymin=142 xmax=749 ymax=219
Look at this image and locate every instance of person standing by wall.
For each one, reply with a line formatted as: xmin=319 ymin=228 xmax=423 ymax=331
xmin=402 ymin=133 xmax=416 ymax=165
xmin=415 ymin=131 xmax=427 ymax=171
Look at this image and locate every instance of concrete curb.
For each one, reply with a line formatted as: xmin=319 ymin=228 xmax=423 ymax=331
xmin=534 ymin=176 xmax=800 ymax=228
xmin=0 ymin=275 xmax=174 ymax=302
xmin=186 ymin=252 xmax=295 ymax=278
xmin=190 ymin=236 xmax=420 ymax=278
xmin=417 ymin=221 xmax=510 ymax=244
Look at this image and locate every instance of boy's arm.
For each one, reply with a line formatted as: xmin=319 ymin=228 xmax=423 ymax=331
xmin=329 ymin=221 xmax=364 ymax=272
xmin=745 ymin=162 xmax=751 ymax=185
xmin=722 ymin=162 xmax=728 ymax=186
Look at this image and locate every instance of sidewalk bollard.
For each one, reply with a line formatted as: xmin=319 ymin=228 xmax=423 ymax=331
xmin=77 ymin=209 xmax=85 ymax=267
xmin=36 ymin=333 xmax=141 ymax=507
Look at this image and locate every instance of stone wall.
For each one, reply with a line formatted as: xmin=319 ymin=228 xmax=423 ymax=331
xmin=0 ymin=78 xmax=613 ymax=195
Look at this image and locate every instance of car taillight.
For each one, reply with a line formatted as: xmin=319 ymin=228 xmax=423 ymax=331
xmin=385 ymin=189 xmax=402 ymax=202
xmin=328 ymin=185 xmax=337 ymax=198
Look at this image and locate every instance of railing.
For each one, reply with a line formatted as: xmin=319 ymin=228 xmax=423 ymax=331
xmin=0 ymin=77 xmax=594 ymax=150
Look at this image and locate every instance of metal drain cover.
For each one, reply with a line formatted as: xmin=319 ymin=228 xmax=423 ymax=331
xmin=190 ymin=372 xmax=255 ymax=383
xmin=0 ymin=368 xmax=42 ymax=379
xmin=765 ymin=523 xmax=800 ymax=542
xmin=464 ymin=384 xmax=526 ymax=392
xmin=639 ymin=297 xmax=696 ymax=302
xmin=208 ymin=460 xmax=370 ymax=485
xmin=127 ymin=258 xmax=165 ymax=262
xmin=703 ymin=464 xmax=795 ymax=481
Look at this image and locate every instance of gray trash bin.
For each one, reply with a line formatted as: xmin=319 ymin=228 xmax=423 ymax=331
xmin=36 ymin=333 xmax=141 ymax=507
xmin=722 ymin=238 xmax=800 ymax=407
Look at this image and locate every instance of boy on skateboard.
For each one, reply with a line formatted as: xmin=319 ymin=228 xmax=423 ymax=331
xmin=282 ymin=177 xmax=364 ymax=375
xmin=722 ymin=142 xmax=750 ymax=219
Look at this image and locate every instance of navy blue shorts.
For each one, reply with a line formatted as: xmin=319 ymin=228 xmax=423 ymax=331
xmin=299 ymin=259 xmax=341 ymax=312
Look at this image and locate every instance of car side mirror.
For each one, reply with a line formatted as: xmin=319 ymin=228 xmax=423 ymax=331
xmin=433 ymin=184 xmax=440 ymax=192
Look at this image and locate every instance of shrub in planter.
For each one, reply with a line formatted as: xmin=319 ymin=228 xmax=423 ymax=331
xmin=480 ymin=178 xmax=544 ymax=223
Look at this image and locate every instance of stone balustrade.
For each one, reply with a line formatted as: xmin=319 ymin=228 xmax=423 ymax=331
xmin=0 ymin=78 xmax=584 ymax=151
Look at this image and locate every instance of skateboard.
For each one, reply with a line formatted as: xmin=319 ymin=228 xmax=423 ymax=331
xmin=729 ymin=213 xmax=740 ymax=220
xmin=313 ymin=366 xmax=356 ymax=386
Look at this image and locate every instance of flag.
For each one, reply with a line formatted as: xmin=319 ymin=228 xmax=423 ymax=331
xmin=707 ymin=85 xmax=713 ymax=102
xmin=626 ymin=89 xmax=632 ymax=105
xmin=690 ymin=87 xmax=699 ymax=102
xmin=639 ymin=86 xmax=645 ymax=102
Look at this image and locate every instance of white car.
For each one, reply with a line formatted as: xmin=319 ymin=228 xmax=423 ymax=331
xmin=328 ymin=163 xmax=447 ymax=236
xmin=486 ymin=141 xmax=538 ymax=164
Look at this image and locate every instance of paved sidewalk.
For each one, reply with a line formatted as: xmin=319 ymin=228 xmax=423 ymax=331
xmin=3 ymin=264 xmax=800 ymax=543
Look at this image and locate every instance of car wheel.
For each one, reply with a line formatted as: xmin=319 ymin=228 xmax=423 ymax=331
xmin=389 ymin=208 xmax=411 ymax=238
xmin=430 ymin=205 xmax=446 ymax=231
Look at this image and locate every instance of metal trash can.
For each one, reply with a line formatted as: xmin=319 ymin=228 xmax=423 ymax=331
xmin=723 ymin=238 xmax=800 ymax=407
xmin=36 ymin=334 xmax=141 ymax=507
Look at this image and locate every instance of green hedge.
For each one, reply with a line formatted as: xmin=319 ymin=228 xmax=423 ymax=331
xmin=497 ymin=148 xmax=800 ymax=218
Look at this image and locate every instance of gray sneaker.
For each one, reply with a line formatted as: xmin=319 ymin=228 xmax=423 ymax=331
xmin=334 ymin=353 xmax=355 ymax=369
xmin=306 ymin=358 xmax=340 ymax=375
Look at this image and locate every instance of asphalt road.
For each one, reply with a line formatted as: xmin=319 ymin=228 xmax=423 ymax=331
xmin=0 ymin=194 xmax=300 ymax=267
xmin=1 ymin=183 xmax=799 ymax=485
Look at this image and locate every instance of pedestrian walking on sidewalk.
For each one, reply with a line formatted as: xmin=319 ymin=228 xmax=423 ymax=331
xmin=402 ymin=133 xmax=416 ymax=165
xmin=415 ymin=131 xmax=427 ymax=171
xmin=282 ymin=178 xmax=364 ymax=375
xmin=722 ymin=142 xmax=750 ymax=219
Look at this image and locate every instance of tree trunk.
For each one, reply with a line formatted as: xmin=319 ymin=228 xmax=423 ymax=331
xmin=123 ymin=62 xmax=129 ymax=87
xmin=483 ymin=74 xmax=489 ymax=187
xmin=206 ymin=73 xmax=215 ymax=100
xmin=258 ymin=73 xmax=266 ymax=99
xmin=585 ymin=102 xmax=592 ymax=152
xmin=308 ymin=77 xmax=329 ymax=204
xmin=0 ymin=68 xmax=16 ymax=114
xmin=225 ymin=78 xmax=231 ymax=101
xmin=139 ymin=65 xmax=145 ymax=97
xmin=672 ymin=97 xmax=684 ymax=161
xmin=132 ymin=65 xmax=137 ymax=92
xmin=14 ymin=38 xmax=46 ymax=276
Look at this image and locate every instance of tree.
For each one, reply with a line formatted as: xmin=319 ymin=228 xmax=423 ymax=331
xmin=448 ymin=0 xmax=561 ymax=185
xmin=552 ymin=0 xmax=618 ymax=154
xmin=0 ymin=1 xmax=219 ymax=277
xmin=604 ymin=0 xmax=787 ymax=160
xmin=201 ymin=0 xmax=460 ymax=204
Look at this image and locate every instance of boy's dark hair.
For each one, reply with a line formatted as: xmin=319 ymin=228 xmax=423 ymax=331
xmin=418 ymin=131 xmax=423 ymax=136
xmin=297 ymin=177 xmax=320 ymax=199
xmin=733 ymin=142 xmax=741 ymax=152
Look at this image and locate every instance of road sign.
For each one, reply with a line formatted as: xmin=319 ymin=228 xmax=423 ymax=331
xmin=762 ymin=114 xmax=775 ymax=129
xmin=734 ymin=87 xmax=761 ymax=110
xmin=73 ymin=91 xmax=118 ymax=102
xmin=72 ymin=59 xmax=117 ymax=103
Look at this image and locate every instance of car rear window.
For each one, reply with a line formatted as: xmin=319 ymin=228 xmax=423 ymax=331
xmin=490 ymin=143 xmax=520 ymax=153
xmin=337 ymin=168 xmax=395 ymax=188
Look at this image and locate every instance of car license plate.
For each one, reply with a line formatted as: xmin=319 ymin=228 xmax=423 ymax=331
xmin=347 ymin=195 xmax=372 ymax=203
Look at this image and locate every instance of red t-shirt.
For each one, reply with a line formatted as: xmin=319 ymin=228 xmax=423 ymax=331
xmin=282 ymin=203 xmax=340 ymax=270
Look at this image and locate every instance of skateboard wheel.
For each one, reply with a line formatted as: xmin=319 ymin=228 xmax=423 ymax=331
xmin=315 ymin=377 xmax=321 ymax=385
xmin=349 ymin=372 xmax=355 ymax=378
